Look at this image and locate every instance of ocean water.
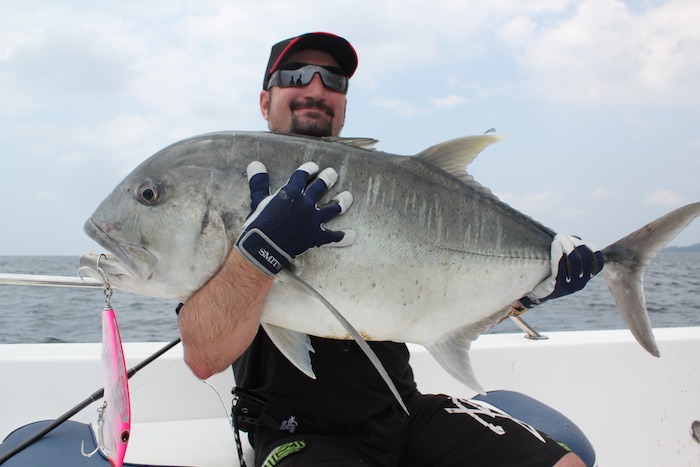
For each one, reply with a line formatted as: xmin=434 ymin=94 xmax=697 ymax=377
xmin=0 ymin=254 xmax=699 ymax=344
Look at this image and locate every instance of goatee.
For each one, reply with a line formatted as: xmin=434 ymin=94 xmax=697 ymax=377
xmin=290 ymin=99 xmax=335 ymax=137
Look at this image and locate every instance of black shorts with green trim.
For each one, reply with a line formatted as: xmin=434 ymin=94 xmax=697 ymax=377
xmin=252 ymin=392 xmax=575 ymax=467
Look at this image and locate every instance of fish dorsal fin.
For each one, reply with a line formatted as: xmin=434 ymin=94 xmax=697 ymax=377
xmin=321 ymin=136 xmax=379 ymax=150
xmin=416 ymin=134 xmax=503 ymax=196
xmin=416 ymin=134 xmax=502 ymax=176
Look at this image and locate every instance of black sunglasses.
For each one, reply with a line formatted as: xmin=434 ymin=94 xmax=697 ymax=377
xmin=267 ymin=64 xmax=349 ymax=94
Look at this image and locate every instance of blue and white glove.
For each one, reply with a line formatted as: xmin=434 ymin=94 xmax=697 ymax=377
xmin=235 ymin=161 xmax=356 ymax=276
xmin=519 ymin=234 xmax=604 ymax=308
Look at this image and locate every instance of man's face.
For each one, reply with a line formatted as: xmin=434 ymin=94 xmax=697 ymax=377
xmin=260 ymin=49 xmax=347 ymax=137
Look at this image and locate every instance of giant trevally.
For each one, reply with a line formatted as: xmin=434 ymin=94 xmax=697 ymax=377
xmin=81 ymin=131 xmax=700 ymax=394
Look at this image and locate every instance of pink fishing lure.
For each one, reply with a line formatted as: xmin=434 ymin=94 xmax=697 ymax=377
xmin=99 ymin=307 xmax=131 ymax=467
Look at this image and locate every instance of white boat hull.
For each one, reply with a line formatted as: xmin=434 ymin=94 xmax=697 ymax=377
xmin=1 ymin=327 xmax=699 ymax=466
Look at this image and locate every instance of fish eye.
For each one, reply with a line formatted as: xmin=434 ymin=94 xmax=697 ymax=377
xmin=137 ymin=180 xmax=165 ymax=205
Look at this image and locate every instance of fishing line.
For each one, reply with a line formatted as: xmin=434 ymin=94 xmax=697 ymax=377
xmin=201 ymin=379 xmax=250 ymax=467
xmin=73 ymin=354 xmax=183 ymax=425
xmin=201 ymin=379 xmax=233 ymax=426
xmin=127 ymin=357 xmax=182 ymax=394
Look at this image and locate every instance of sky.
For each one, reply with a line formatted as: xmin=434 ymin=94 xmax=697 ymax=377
xmin=1 ymin=0 xmax=699 ymax=256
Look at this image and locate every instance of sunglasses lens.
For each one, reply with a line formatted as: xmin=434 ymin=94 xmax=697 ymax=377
xmin=269 ymin=65 xmax=348 ymax=93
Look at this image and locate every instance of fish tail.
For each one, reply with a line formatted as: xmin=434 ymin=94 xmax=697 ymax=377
xmin=601 ymin=202 xmax=700 ymax=357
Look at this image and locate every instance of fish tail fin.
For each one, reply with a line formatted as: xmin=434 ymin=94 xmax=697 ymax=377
xmin=602 ymin=202 xmax=700 ymax=357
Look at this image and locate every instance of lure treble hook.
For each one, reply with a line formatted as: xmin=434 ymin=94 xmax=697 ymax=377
xmin=78 ymin=253 xmax=112 ymax=309
xmin=80 ymin=401 xmax=116 ymax=458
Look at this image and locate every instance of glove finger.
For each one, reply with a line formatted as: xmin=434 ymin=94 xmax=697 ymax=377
xmin=593 ymin=250 xmax=604 ymax=275
xmin=555 ymin=253 xmax=572 ymax=285
xmin=317 ymin=191 xmax=353 ymax=225
xmin=332 ymin=191 xmax=353 ymax=215
xmin=552 ymin=234 xmax=586 ymax=283
xmin=552 ymin=233 xmax=576 ymax=256
xmin=286 ymin=162 xmax=320 ymax=192
xmin=305 ymin=167 xmax=338 ymax=202
xmin=317 ymin=202 xmax=342 ymax=224
xmin=320 ymin=228 xmax=357 ymax=248
xmin=317 ymin=191 xmax=353 ymax=224
xmin=569 ymin=237 xmax=604 ymax=276
xmin=573 ymin=245 xmax=604 ymax=279
xmin=568 ymin=247 xmax=586 ymax=282
xmin=240 ymin=194 xmax=274 ymax=230
xmin=246 ymin=162 xmax=270 ymax=212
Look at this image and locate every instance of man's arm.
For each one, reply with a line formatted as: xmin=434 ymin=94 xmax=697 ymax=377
xmin=178 ymin=251 xmax=273 ymax=380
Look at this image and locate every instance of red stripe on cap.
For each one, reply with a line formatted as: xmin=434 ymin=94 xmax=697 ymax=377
xmin=268 ymin=36 xmax=303 ymax=76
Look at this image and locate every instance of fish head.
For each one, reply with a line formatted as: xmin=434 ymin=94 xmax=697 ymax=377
xmin=81 ymin=134 xmax=252 ymax=301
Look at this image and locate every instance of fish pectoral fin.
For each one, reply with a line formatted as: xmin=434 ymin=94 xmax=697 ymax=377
xmin=426 ymin=318 xmax=500 ymax=396
xmin=262 ymin=323 xmax=316 ymax=379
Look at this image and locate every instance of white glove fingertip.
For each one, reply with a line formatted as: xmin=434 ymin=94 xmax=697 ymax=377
xmin=317 ymin=167 xmax=339 ymax=189
xmin=575 ymin=237 xmax=598 ymax=253
xmin=551 ymin=233 xmax=575 ymax=258
xmin=246 ymin=161 xmax=267 ymax=179
xmin=297 ymin=161 xmax=320 ymax=177
xmin=333 ymin=191 xmax=353 ymax=214
xmin=333 ymin=229 xmax=356 ymax=247
xmin=555 ymin=234 xmax=599 ymax=255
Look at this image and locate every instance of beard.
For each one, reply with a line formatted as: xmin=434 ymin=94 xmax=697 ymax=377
xmin=289 ymin=99 xmax=335 ymax=137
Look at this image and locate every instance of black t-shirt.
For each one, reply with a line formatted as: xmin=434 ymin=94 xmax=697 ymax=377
xmin=233 ymin=327 xmax=418 ymax=427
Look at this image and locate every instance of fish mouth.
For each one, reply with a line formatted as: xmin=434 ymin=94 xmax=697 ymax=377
xmin=83 ymin=218 xmax=157 ymax=281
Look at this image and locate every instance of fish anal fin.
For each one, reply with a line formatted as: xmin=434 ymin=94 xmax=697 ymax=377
xmin=426 ymin=316 xmax=502 ymax=396
xmin=261 ymin=323 xmax=316 ymax=379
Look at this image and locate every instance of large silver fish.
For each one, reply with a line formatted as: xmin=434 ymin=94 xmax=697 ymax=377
xmin=81 ymin=131 xmax=700 ymax=393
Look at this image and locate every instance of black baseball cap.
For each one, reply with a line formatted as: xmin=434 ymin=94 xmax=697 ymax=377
xmin=262 ymin=32 xmax=358 ymax=90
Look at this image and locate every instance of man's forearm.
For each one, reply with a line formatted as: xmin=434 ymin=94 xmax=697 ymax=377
xmin=177 ymin=250 xmax=274 ymax=379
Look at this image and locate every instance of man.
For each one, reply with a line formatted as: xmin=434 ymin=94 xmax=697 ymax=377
xmin=178 ymin=32 xmax=597 ymax=466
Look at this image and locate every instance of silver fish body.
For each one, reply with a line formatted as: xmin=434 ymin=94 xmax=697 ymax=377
xmin=82 ymin=131 xmax=700 ymax=393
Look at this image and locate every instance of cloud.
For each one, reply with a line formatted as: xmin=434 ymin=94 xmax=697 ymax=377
xmin=371 ymin=94 xmax=468 ymax=117
xmin=498 ymin=0 xmax=700 ymax=105
xmin=591 ymin=187 xmax=617 ymax=201
xmin=496 ymin=190 xmax=557 ymax=214
xmin=645 ymin=189 xmax=684 ymax=206
xmin=371 ymin=97 xmax=422 ymax=117
xmin=35 ymin=190 xmax=59 ymax=202
xmin=430 ymin=94 xmax=468 ymax=109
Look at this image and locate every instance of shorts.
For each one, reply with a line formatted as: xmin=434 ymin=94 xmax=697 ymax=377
xmin=251 ymin=392 xmax=572 ymax=466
